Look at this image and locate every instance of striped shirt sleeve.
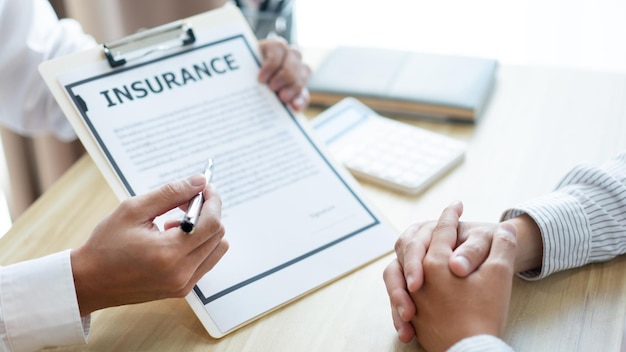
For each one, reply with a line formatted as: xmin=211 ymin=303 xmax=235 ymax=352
xmin=447 ymin=334 xmax=515 ymax=352
xmin=501 ymin=152 xmax=626 ymax=280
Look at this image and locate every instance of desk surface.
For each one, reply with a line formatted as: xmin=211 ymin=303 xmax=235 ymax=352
xmin=2 ymin=64 xmax=626 ymax=351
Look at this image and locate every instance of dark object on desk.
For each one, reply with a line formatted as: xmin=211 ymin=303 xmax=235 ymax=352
xmin=234 ymin=0 xmax=295 ymax=43
xmin=307 ymin=46 xmax=498 ymax=121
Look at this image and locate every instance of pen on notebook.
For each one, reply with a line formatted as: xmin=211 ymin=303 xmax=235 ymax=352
xmin=180 ymin=158 xmax=214 ymax=234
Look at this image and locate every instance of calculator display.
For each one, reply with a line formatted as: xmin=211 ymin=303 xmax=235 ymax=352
xmin=311 ymin=103 xmax=369 ymax=144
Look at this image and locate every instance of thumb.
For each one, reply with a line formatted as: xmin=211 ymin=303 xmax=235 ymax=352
xmin=134 ymin=174 xmax=206 ymax=219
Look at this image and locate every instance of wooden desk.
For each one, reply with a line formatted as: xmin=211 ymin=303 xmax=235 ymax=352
xmin=2 ymin=64 xmax=626 ymax=351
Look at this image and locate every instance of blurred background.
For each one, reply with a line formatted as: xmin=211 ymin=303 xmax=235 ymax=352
xmin=1 ymin=0 xmax=625 ymax=236
xmin=297 ymin=0 xmax=626 ymax=73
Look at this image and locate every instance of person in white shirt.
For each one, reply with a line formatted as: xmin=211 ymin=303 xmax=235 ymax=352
xmin=0 ymin=1 xmax=311 ymax=351
xmin=383 ymin=152 xmax=626 ymax=351
xmin=0 ymin=176 xmax=228 ymax=352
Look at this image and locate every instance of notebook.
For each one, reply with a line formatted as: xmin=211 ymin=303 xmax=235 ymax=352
xmin=307 ymin=46 xmax=498 ymax=121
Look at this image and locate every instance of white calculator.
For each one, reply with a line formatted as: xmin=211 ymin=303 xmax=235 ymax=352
xmin=310 ymin=97 xmax=466 ymax=195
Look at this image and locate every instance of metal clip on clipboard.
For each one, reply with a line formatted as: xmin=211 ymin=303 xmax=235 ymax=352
xmin=102 ymin=20 xmax=196 ymax=68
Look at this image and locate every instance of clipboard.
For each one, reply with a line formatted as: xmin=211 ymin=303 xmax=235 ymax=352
xmin=39 ymin=4 xmax=251 ymax=200
xmin=39 ymin=4 xmax=396 ymax=338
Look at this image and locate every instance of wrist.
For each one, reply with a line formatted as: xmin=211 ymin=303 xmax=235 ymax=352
xmin=70 ymin=247 xmax=101 ymax=316
xmin=503 ymin=214 xmax=543 ymax=273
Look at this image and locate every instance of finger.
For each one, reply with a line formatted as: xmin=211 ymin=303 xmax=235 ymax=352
xmin=197 ymin=239 xmax=229 ymax=275
xmin=383 ymin=260 xmax=416 ymax=322
xmin=428 ymin=201 xmax=463 ymax=256
xmin=199 ymin=183 xmax=222 ymax=223
xmin=259 ymin=42 xmax=310 ymax=110
xmin=128 ymin=175 xmax=206 ymax=220
xmin=395 ymin=222 xmax=422 ymax=263
xmin=383 ymin=260 xmax=417 ymax=343
xmin=278 ymin=69 xmax=309 ymax=105
xmin=165 ymin=184 xmax=219 ymax=233
xmin=485 ymin=223 xmax=517 ymax=269
xmin=188 ymin=224 xmax=227 ymax=265
xmin=258 ymin=39 xmax=288 ymax=83
xmin=173 ymin=239 xmax=230 ymax=297
xmin=393 ymin=306 xmax=416 ymax=343
xmin=399 ymin=222 xmax=435 ymax=292
xmin=183 ymin=239 xmax=230 ymax=292
xmin=455 ymin=221 xmax=472 ymax=246
xmin=289 ymin=87 xmax=310 ymax=112
xmin=167 ymin=183 xmax=222 ymax=250
xmin=176 ymin=223 xmax=227 ymax=285
xmin=182 ymin=183 xmax=223 ymax=247
xmin=449 ymin=227 xmax=493 ymax=277
xmin=394 ymin=221 xmax=432 ymax=262
xmin=268 ymin=49 xmax=305 ymax=93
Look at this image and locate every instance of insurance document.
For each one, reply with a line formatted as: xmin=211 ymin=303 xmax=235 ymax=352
xmin=48 ymin=4 xmax=395 ymax=338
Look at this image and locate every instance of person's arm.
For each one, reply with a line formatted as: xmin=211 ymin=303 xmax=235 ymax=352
xmin=0 ymin=0 xmax=96 ymax=141
xmin=0 ymin=251 xmax=89 ymax=352
xmin=0 ymin=174 xmax=227 ymax=351
xmin=501 ymin=152 xmax=626 ymax=280
xmin=448 ymin=153 xmax=626 ymax=279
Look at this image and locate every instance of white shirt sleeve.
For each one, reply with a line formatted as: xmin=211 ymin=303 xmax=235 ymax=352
xmin=0 ymin=0 xmax=96 ymax=141
xmin=447 ymin=334 xmax=515 ymax=352
xmin=502 ymin=152 xmax=626 ymax=280
xmin=0 ymin=250 xmax=89 ymax=351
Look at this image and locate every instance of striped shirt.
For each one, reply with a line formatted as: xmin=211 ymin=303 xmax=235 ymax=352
xmin=449 ymin=152 xmax=626 ymax=351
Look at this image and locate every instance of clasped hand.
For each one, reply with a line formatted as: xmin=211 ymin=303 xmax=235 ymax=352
xmin=383 ymin=202 xmax=518 ymax=351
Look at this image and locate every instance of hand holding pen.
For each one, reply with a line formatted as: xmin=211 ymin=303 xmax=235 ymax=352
xmin=180 ymin=158 xmax=214 ymax=234
xmin=73 ymin=162 xmax=227 ymax=316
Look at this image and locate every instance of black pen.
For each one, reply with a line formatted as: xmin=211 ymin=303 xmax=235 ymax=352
xmin=180 ymin=158 xmax=214 ymax=234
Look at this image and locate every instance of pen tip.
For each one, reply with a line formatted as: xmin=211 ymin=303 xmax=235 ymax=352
xmin=180 ymin=221 xmax=194 ymax=234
